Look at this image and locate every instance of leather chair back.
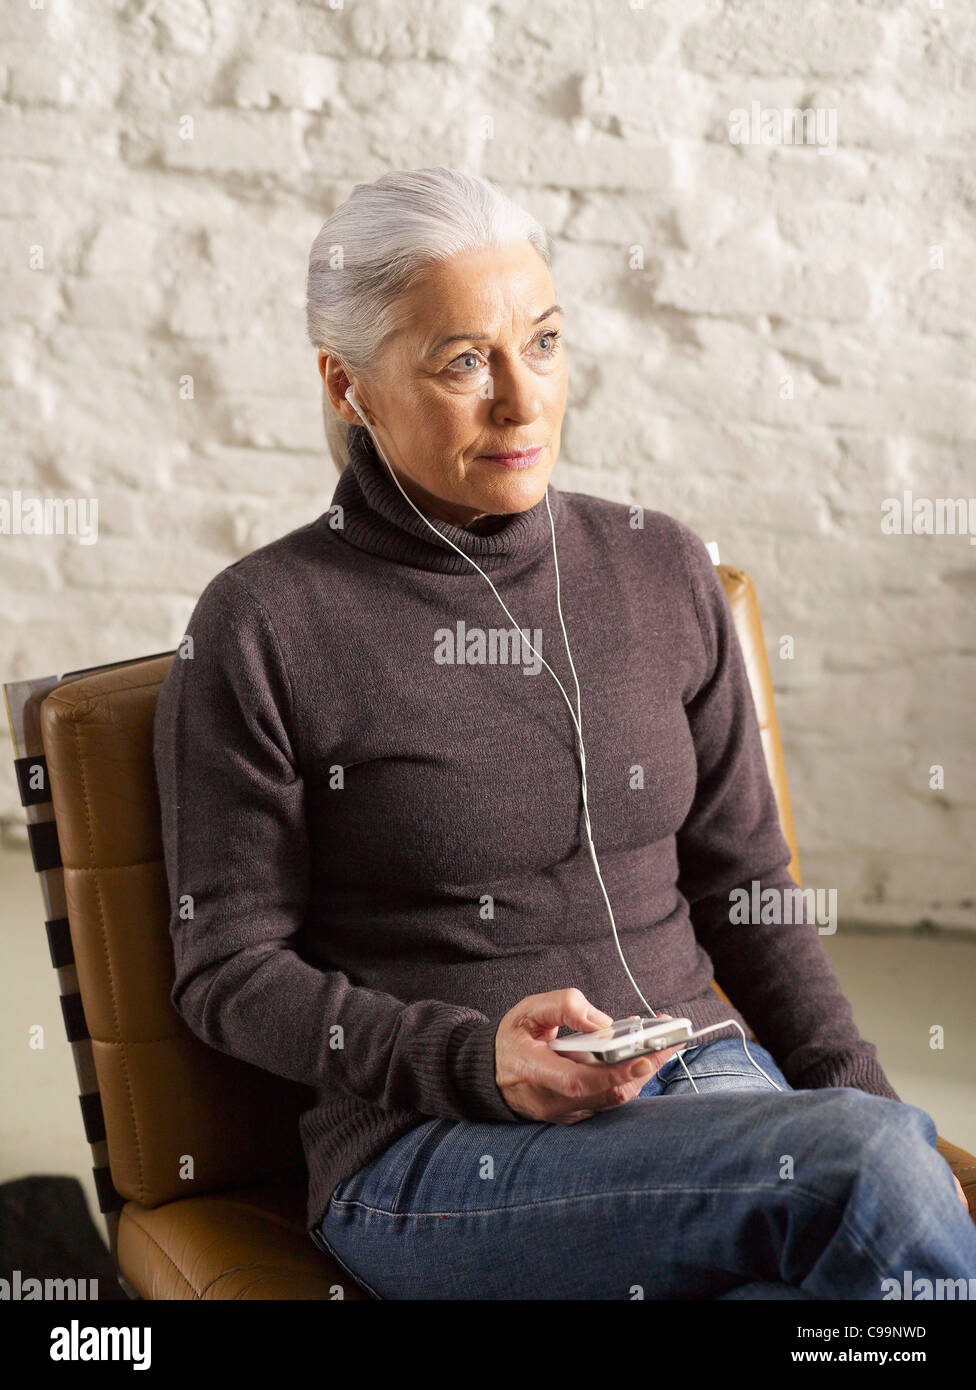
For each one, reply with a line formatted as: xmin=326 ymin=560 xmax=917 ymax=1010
xmin=718 ymin=565 xmax=802 ymax=885
xmin=38 ymin=656 xmax=309 ymax=1211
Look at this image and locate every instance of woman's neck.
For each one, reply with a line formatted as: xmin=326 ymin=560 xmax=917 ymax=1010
xmin=463 ymin=513 xmax=509 ymax=535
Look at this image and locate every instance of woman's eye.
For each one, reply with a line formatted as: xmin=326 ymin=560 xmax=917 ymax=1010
xmin=447 ymin=329 xmax=562 ymax=375
xmin=451 ymin=350 xmax=485 ymax=374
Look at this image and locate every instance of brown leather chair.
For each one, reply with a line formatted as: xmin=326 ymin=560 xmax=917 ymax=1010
xmin=4 ymin=564 xmax=974 ymax=1300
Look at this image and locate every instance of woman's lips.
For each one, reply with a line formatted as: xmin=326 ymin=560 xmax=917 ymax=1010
xmin=478 ymin=447 xmax=543 ymax=470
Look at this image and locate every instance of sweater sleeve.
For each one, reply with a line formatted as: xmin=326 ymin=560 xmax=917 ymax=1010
xmin=672 ymin=527 xmax=900 ymax=1102
xmin=152 ymin=568 xmax=518 ymax=1124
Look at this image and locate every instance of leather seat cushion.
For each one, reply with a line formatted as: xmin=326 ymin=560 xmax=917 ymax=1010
xmin=115 ymin=1179 xmax=368 ymax=1299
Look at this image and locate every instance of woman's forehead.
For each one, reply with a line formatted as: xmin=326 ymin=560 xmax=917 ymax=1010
xmin=401 ymin=246 xmax=559 ymax=345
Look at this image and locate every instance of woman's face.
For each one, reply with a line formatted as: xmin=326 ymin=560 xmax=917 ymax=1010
xmin=320 ymin=240 xmax=568 ymax=530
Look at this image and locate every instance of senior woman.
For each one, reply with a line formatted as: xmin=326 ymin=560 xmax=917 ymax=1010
xmin=153 ymin=166 xmax=975 ymax=1302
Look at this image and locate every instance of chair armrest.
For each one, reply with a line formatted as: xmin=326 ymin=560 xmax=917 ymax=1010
xmin=936 ymin=1135 xmax=976 ymax=1223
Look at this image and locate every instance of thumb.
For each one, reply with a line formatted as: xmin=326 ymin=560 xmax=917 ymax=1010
xmin=580 ymin=1005 xmax=614 ymax=1031
xmin=524 ymin=991 xmax=615 ymax=1034
xmin=561 ymin=993 xmax=614 ymax=1032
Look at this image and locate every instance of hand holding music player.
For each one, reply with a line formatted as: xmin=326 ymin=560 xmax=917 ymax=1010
xmin=493 ymin=987 xmax=690 ymax=1124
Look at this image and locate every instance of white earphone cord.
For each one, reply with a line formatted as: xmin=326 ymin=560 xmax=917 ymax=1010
xmin=344 ymin=392 xmax=782 ymax=1095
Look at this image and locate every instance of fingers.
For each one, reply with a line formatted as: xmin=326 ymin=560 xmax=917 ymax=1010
xmin=548 ymin=1038 xmax=693 ymax=1119
xmin=522 ymin=1033 xmax=688 ymax=1108
xmin=535 ymin=1063 xmax=656 ymax=1121
xmin=583 ymin=1081 xmax=645 ymax=1113
xmin=501 ymin=994 xmax=689 ymax=1124
xmin=516 ymin=1047 xmax=679 ymax=1124
xmin=532 ymin=1048 xmax=657 ymax=1100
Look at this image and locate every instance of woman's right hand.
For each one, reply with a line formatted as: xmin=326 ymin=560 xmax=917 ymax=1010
xmin=494 ymin=988 xmax=689 ymax=1123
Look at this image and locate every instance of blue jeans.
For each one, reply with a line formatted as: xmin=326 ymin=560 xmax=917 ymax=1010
xmin=310 ymin=1037 xmax=976 ymax=1300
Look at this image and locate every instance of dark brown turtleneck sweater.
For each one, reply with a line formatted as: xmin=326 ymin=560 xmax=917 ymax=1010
xmin=152 ymin=429 xmax=899 ymax=1237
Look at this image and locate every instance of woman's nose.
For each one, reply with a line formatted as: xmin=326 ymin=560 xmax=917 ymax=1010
xmin=488 ymin=363 xmax=543 ymax=423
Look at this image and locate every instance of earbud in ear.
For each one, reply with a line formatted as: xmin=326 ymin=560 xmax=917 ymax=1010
xmin=345 ymin=385 xmax=374 ymax=432
xmin=345 ymin=385 xmax=368 ymax=424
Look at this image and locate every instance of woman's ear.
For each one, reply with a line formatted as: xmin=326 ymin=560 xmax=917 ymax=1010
xmin=320 ymin=352 xmax=361 ymax=425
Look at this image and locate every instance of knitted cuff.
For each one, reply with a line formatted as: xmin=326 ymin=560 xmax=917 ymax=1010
xmin=446 ymin=1016 xmax=520 ymax=1122
xmin=791 ymin=1049 xmax=901 ymax=1103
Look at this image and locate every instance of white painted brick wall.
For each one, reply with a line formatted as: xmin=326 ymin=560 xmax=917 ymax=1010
xmin=2 ymin=0 xmax=974 ymax=931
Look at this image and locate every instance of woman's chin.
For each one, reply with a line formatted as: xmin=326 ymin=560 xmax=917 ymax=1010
xmin=468 ymin=457 xmax=554 ymax=513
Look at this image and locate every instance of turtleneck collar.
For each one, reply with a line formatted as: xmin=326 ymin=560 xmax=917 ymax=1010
xmin=325 ymin=426 xmax=565 ymax=576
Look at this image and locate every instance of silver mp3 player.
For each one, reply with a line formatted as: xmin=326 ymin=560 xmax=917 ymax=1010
xmin=548 ymin=1015 xmax=695 ymax=1065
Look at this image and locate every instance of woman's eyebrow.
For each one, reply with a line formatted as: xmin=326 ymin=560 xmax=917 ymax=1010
xmin=425 ymin=303 xmax=563 ymax=358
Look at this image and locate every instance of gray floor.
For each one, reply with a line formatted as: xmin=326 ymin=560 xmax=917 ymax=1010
xmin=1 ymin=838 xmax=974 ymax=1247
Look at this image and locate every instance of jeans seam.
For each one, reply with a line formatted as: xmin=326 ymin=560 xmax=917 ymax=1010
xmin=327 ymin=1182 xmax=843 ymax=1222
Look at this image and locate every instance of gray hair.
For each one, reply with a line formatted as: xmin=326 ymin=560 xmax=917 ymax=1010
xmin=304 ymin=167 xmax=551 ymax=473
